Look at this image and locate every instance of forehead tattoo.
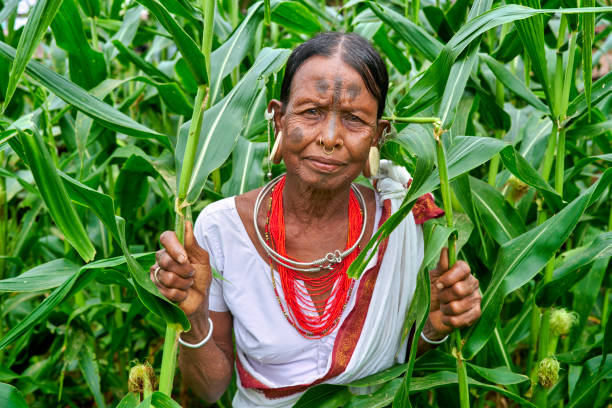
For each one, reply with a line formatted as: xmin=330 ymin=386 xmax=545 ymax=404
xmin=315 ymin=79 xmax=329 ymax=95
xmin=346 ymin=83 xmax=361 ymax=100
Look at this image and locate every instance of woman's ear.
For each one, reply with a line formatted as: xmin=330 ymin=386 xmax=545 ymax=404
xmin=267 ymin=100 xmax=284 ymax=133
xmin=373 ymin=119 xmax=390 ymax=146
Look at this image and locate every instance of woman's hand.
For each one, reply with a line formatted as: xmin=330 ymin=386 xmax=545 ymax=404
xmin=150 ymin=221 xmax=212 ymax=317
xmin=424 ymin=248 xmax=481 ymax=341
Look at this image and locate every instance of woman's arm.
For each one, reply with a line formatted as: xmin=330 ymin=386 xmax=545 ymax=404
xmin=151 ymin=222 xmax=234 ymax=402
xmin=177 ymin=310 xmax=234 ymax=403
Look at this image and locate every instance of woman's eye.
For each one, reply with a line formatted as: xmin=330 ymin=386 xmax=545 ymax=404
xmin=303 ymin=108 xmax=319 ymax=116
xmin=346 ymin=114 xmax=361 ymax=122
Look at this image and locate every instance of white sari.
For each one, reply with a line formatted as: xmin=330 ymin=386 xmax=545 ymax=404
xmin=195 ymin=161 xmax=426 ymax=408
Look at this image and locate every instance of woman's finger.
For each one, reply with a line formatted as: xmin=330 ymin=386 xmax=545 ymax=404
xmin=439 ymin=291 xmax=480 ymax=316
xmin=157 ymin=252 xmax=194 ymax=278
xmin=150 ymin=268 xmax=189 ymax=302
xmin=157 ymin=268 xmax=194 ymax=290
xmin=160 ymin=230 xmax=189 ymax=264
xmin=438 ymin=275 xmax=479 ymax=303
xmin=441 ymin=304 xmax=481 ymax=329
xmin=433 ymin=260 xmax=470 ymax=290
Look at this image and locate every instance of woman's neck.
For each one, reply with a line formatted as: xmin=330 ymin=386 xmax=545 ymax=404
xmin=282 ymin=173 xmax=351 ymax=225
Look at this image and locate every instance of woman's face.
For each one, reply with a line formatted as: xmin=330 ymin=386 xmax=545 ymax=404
xmin=269 ymin=55 xmax=388 ymax=191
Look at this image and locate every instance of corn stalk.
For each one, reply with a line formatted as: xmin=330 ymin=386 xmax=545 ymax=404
xmin=157 ymin=0 xmax=214 ymax=396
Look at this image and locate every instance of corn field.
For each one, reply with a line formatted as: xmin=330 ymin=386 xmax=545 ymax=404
xmin=0 ymin=0 xmax=611 ymax=406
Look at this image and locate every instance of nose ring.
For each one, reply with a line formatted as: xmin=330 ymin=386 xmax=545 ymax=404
xmin=318 ymin=137 xmax=341 ymax=155
xmin=323 ymin=145 xmax=334 ymax=155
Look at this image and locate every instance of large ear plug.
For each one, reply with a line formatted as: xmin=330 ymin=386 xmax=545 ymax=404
xmin=270 ymin=131 xmax=283 ymax=164
xmin=362 ymin=146 xmax=380 ymax=178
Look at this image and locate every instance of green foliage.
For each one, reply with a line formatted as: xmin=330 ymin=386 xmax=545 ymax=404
xmin=0 ymin=0 xmax=610 ymax=407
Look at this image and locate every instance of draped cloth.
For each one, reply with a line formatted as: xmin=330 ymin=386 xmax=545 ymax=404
xmin=227 ymin=161 xmax=439 ymax=407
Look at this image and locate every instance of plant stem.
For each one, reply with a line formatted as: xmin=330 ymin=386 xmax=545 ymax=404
xmin=158 ymin=324 xmax=181 ymax=395
xmin=434 ymin=125 xmax=469 ymax=408
xmin=540 ymin=122 xmax=558 ymax=183
xmin=264 ymin=0 xmax=271 ymax=25
xmin=554 ymin=127 xmax=565 ymax=196
xmin=382 ymin=115 xmax=439 ymax=124
xmin=0 ymin=150 xmax=6 ymax=280
xmin=158 ymin=0 xmax=214 ymax=396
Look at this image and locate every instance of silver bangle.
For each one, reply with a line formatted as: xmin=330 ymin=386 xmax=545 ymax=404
xmin=178 ymin=317 xmax=214 ymax=348
xmin=420 ymin=330 xmax=448 ymax=344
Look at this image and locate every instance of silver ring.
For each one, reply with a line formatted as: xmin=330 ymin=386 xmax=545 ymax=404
xmin=154 ymin=266 xmax=162 ymax=286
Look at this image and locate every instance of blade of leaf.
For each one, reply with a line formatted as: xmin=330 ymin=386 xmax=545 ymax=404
xmin=463 ymin=169 xmax=612 ymax=359
xmin=135 ymin=0 xmax=207 ymax=84
xmin=183 ymin=47 xmax=290 ymax=204
xmin=2 ymin=0 xmax=64 ymax=111
xmin=0 ymin=41 xmax=169 ymax=145
xmin=536 ymin=231 xmax=612 ymax=307
xmin=0 ymin=258 xmax=79 ymax=292
xmin=18 ymin=128 xmax=95 ymax=261
xmin=0 ymin=383 xmax=28 ymax=408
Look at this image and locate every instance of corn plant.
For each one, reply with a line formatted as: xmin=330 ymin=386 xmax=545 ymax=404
xmin=0 ymin=0 xmax=611 ymax=407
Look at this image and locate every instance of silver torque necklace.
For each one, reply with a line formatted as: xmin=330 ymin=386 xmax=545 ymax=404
xmin=253 ymin=174 xmax=368 ymax=273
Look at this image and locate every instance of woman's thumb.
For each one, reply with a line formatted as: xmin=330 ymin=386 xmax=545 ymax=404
xmin=184 ymin=221 xmax=209 ymax=264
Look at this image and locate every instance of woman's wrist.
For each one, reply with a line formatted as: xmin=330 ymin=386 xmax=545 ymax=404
xmin=181 ymin=309 xmax=211 ymax=343
xmin=423 ymin=319 xmax=449 ymax=342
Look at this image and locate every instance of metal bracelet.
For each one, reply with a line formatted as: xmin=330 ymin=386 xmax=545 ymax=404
xmin=178 ymin=317 xmax=214 ymax=349
xmin=420 ymin=330 xmax=449 ymax=344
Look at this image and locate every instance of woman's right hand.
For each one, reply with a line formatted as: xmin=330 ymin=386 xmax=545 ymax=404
xmin=150 ymin=221 xmax=212 ymax=317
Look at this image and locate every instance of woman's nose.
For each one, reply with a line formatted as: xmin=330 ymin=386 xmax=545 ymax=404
xmin=319 ymin=113 xmax=344 ymax=152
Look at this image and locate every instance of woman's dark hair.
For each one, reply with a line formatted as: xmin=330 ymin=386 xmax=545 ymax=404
xmin=279 ymin=32 xmax=389 ymax=118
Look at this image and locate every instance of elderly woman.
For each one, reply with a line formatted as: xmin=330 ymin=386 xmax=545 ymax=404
xmin=151 ymin=32 xmax=481 ymax=407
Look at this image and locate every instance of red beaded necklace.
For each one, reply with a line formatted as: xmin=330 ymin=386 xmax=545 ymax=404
xmin=265 ymin=176 xmax=363 ymax=338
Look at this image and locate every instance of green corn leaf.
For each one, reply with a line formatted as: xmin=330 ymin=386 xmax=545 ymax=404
xmin=463 ymin=169 xmax=612 ymax=359
xmin=221 ymin=137 xmax=266 ymax=196
xmin=18 ymin=128 xmax=95 ymax=262
xmin=467 ymin=364 xmax=529 ymax=385
xmin=0 ymin=253 xmax=160 ymax=350
xmin=0 ymin=383 xmax=28 ymax=408
xmin=0 ymin=258 xmax=79 ymax=292
xmin=499 ymin=146 xmax=563 ymax=211
xmin=395 ymin=4 xmax=612 ymax=117
xmin=2 ymin=0 xmax=64 ymax=111
xmin=50 ymin=0 xmax=106 ymax=89
xmin=358 ymin=371 xmax=537 ymax=407
xmin=570 ymin=257 xmax=608 ymax=348
xmin=567 ymin=355 xmax=612 ymax=408
xmin=567 ymin=71 xmax=612 ymax=120
xmin=135 ymin=0 xmax=207 ymax=85
xmin=181 ymin=47 xmax=290 ymax=204
xmin=470 ymin=176 xmax=526 ymax=245
xmin=294 ymin=384 xmax=352 ymax=408
xmin=210 ymin=1 xmax=264 ymax=104
xmin=111 ymin=40 xmax=172 ymax=82
xmin=0 ymin=41 xmax=168 ymax=145
xmin=346 ymin=364 xmax=409 ymax=388
xmin=271 ymin=1 xmax=323 ymax=35
xmin=116 ymin=393 xmax=140 ymax=408
xmin=78 ymin=341 xmax=106 ymax=408
xmin=367 ymin=2 xmax=443 ymax=61
xmin=137 ymin=391 xmax=183 ymax=408
xmin=58 ymin=172 xmax=189 ymax=329
xmin=480 ymin=54 xmax=548 ymax=112
xmin=394 ymin=221 xmax=455 ymax=407
xmin=0 ymin=0 xmax=20 ymax=25
xmin=536 ymin=231 xmax=612 ymax=307
xmin=438 ymin=0 xmax=492 ymax=131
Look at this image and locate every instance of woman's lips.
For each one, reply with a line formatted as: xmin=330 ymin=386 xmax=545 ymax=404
xmin=305 ymin=156 xmax=345 ymax=172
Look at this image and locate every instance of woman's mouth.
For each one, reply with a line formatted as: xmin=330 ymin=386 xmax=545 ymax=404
xmin=305 ymin=156 xmax=345 ymax=172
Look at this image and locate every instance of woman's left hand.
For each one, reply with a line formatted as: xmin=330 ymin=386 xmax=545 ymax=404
xmin=424 ymin=248 xmax=481 ymax=341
